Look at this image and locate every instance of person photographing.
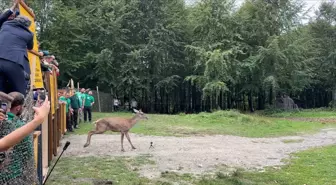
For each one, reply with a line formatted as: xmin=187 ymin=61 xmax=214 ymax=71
xmin=0 ymin=95 xmax=50 ymax=152
xmin=0 ymin=92 xmax=50 ymax=184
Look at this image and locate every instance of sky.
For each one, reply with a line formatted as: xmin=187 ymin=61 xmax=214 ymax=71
xmin=237 ymin=0 xmax=322 ymax=17
xmin=186 ymin=0 xmax=323 ymax=17
xmin=185 ymin=0 xmax=324 ymax=24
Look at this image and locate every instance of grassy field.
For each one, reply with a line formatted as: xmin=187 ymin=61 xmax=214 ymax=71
xmin=47 ymin=145 xmax=336 ymax=185
xmin=264 ymin=108 xmax=336 ymax=118
xmin=72 ymin=110 xmax=335 ymax=137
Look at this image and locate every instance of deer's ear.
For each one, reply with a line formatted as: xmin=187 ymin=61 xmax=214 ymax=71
xmin=133 ymin=109 xmax=139 ymax=113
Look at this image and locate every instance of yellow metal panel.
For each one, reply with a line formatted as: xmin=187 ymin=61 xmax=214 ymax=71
xmin=49 ymin=74 xmax=55 ymax=114
xmin=19 ymin=3 xmax=44 ymax=89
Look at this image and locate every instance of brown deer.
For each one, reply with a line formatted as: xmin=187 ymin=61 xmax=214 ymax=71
xmin=83 ymin=109 xmax=148 ymax=152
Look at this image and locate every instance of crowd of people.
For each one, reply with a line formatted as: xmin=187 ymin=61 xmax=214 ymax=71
xmin=0 ymin=1 xmax=52 ymax=184
xmin=58 ymin=88 xmax=95 ymax=132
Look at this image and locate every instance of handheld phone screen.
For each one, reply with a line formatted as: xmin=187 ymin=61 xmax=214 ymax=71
xmin=1 ymin=103 xmax=7 ymax=112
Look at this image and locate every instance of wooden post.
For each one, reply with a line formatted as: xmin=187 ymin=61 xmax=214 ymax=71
xmin=96 ymin=86 xmax=101 ymax=112
xmin=45 ymin=74 xmax=53 ymax=164
xmin=42 ymin=113 xmax=48 ymax=178
xmin=33 ymin=131 xmax=41 ymax=168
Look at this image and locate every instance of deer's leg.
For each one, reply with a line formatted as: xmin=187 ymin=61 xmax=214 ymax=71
xmin=121 ymin=132 xmax=125 ymax=152
xmin=83 ymin=130 xmax=105 ymax=148
xmin=125 ymin=132 xmax=136 ymax=150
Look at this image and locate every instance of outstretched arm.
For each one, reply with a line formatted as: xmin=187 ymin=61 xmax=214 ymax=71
xmin=0 ymin=96 xmax=50 ymax=152
xmin=0 ymin=10 xmax=12 ymax=28
xmin=0 ymin=0 xmax=19 ymax=27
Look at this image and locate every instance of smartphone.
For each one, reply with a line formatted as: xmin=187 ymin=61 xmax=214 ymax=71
xmin=39 ymin=93 xmax=46 ymax=102
xmin=1 ymin=103 xmax=7 ymax=112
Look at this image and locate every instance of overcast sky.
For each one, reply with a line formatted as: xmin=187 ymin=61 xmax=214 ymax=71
xmin=186 ymin=0 xmax=323 ymax=17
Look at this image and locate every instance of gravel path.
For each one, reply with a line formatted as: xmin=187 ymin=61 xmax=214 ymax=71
xmin=62 ymin=128 xmax=336 ymax=178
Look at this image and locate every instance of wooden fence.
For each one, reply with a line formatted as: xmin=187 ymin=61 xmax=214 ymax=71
xmin=31 ymin=68 xmax=67 ymax=184
xmin=19 ymin=1 xmax=67 ymax=184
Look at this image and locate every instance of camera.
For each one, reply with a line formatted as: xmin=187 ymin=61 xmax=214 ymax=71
xmin=0 ymin=92 xmax=13 ymax=114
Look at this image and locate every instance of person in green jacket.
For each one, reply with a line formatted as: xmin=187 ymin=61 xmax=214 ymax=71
xmin=0 ymin=92 xmax=37 ymax=184
xmin=84 ymin=91 xmax=95 ymax=122
xmin=69 ymin=92 xmax=81 ymax=129
xmin=75 ymin=88 xmax=85 ymax=123
xmin=59 ymin=92 xmax=73 ymax=132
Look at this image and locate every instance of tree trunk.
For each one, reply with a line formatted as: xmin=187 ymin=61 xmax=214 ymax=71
xmin=269 ymin=87 xmax=273 ymax=105
xmin=248 ymin=91 xmax=254 ymax=112
xmin=331 ymin=86 xmax=336 ymax=108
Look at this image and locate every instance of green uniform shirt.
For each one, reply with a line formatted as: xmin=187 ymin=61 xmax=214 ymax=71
xmin=70 ymin=94 xmax=80 ymax=109
xmin=84 ymin=95 xmax=94 ymax=107
xmin=75 ymin=92 xmax=85 ymax=107
xmin=59 ymin=96 xmax=71 ymax=113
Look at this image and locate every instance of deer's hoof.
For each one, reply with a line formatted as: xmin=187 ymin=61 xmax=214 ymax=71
xmin=83 ymin=144 xmax=89 ymax=148
xmin=132 ymin=147 xmax=136 ymax=150
xmin=121 ymin=149 xmax=125 ymax=152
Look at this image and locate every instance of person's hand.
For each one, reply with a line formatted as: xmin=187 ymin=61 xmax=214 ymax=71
xmin=32 ymin=96 xmax=50 ymax=124
xmin=0 ymin=112 xmax=6 ymax=121
xmin=11 ymin=0 xmax=19 ymax=10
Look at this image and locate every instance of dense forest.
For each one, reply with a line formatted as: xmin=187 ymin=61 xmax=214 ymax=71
xmin=2 ymin=0 xmax=336 ymax=113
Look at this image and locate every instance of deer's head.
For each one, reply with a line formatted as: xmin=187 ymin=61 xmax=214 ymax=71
xmin=134 ymin=109 xmax=148 ymax=120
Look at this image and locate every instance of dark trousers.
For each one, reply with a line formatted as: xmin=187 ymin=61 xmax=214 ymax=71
xmin=66 ymin=113 xmax=73 ymax=131
xmin=114 ymin=105 xmax=119 ymax=111
xmin=71 ymin=109 xmax=79 ymax=128
xmin=0 ymin=59 xmax=26 ymax=95
xmin=84 ymin=106 xmax=92 ymax=122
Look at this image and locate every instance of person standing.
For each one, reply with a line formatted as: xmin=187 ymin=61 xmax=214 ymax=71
xmin=0 ymin=15 xmax=33 ymax=96
xmin=59 ymin=92 xmax=73 ymax=132
xmin=113 ymin=98 xmax=119 ymax=111
xmin=69 ymin=92 xmax=80 ymax=129
xmin=75 ymin=88 xmax=85 ymax=123
xmin=131 ymin=99 xmax=137 ymax=110
xmin=84 ymin=91 xmax=95 ymax=122
xmin=0 ymin=92 xmax=49 ymax=184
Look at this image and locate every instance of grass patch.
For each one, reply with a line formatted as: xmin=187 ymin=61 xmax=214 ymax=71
xmin=239 ymin=145 xmax=336 ymax=185
xmin=265 ymin=109 xmax=336 ymax=118
xmin=281 ymin=139 xmax=304 ymax=143
xmin=47 ymin=145 xmax=336 ymax=185
xmin=72 ymin=110 xmax=334 ymax=137
xmin=45 ymin=156 xmax=155 ymax=185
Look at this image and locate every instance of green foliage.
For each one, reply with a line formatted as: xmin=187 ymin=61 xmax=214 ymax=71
xmin=22 ymin=0 xmax=336 ymax=112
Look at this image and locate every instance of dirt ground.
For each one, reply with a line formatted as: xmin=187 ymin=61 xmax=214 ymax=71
xmin=62 ymin=128 xmax=336 ymax=178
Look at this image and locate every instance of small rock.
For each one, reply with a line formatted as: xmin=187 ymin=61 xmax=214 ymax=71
xmin=197 ymin=164 xmax=203 ymax=168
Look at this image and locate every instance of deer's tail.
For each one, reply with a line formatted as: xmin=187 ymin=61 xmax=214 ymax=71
xmin=94 ymin=119 xmax=102 ymax=127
